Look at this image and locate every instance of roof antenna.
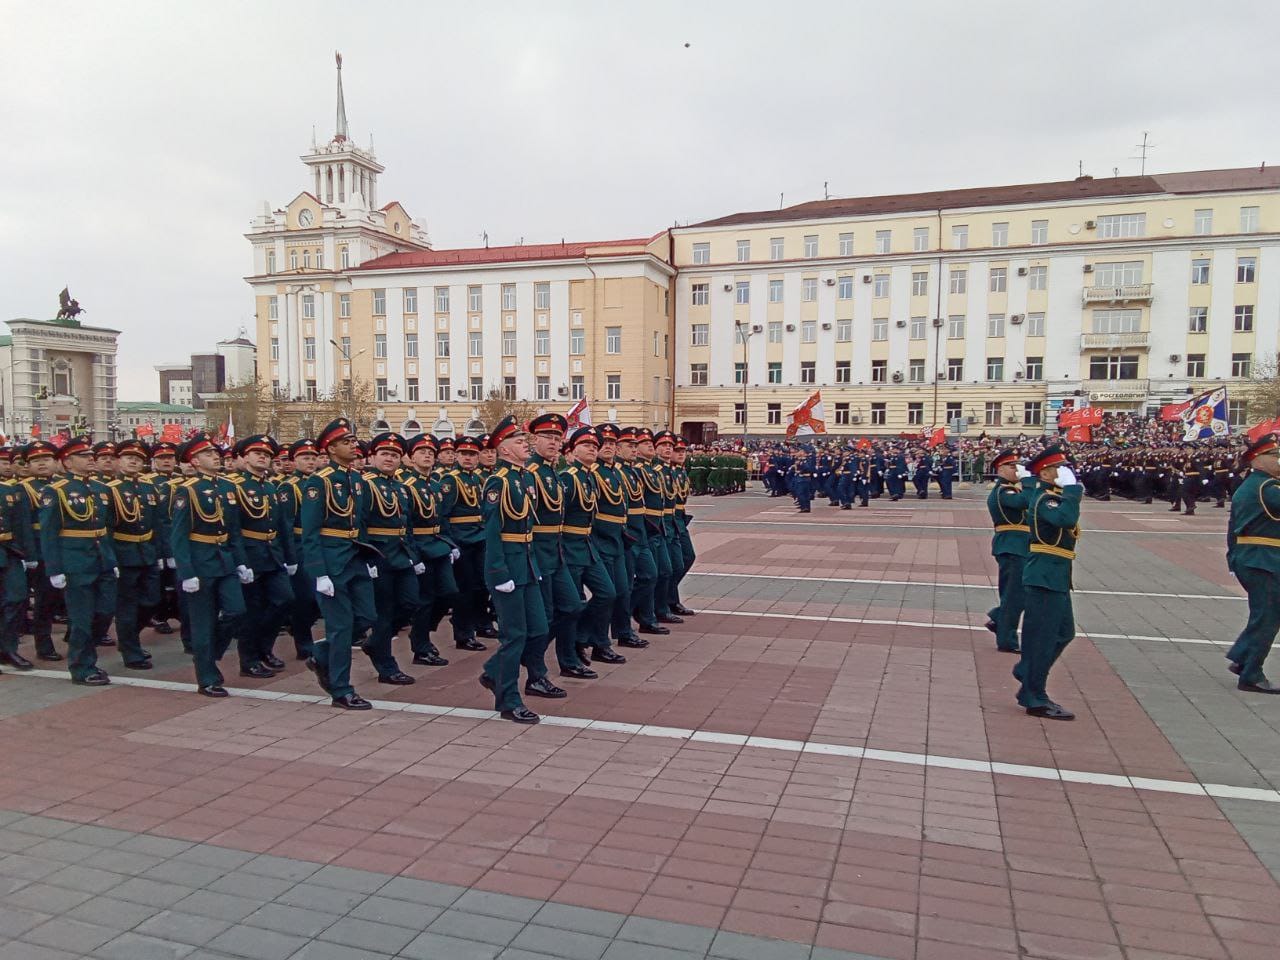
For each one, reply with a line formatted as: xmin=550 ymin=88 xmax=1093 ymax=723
xmin=1113 ymin=167 xmax=1119 ymax=177
xmin=1077 ymin=160 xmax=1083 ymax=178
xmin=1130 ymin=131 xmax=1154 ymax=175
xmin=823 ymin=181 xmax=829 ymax=200
xmin=779 ymin=192 xmax=784 ymax=209
xmin=1262 ymin=160 xmax=1268 ymax=172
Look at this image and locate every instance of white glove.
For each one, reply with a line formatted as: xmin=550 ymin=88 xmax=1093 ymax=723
xmin=449 ymin=548 xmax=461 ymax=562
xmin=1014 ymin=465 xmax=1030 ymax=479
xmin=236 ymin=565 xmax=254 ymax=584
xmin=1055 ymin=465 xmax=1077 ymax=487
xmin=156 ymin=559 xmax=165 ymax=571
xmin=494 ymin=579 xmax=515 ymax=593
xmin=113 ymin=567 xmax=120 ymax=579
xmin=181 ymin=577 xmax=200 ymax=593
xmin=49 ymin=574 xmax=67 ymax=589
xmin=165 ymin=557 xmax=176 ymax=570
xmin=315 ymin=575 xmax=335 ymax=597
xmin=284 ymin=564 xmax=298 ymax=575
xmin=367 ymin=564 xmax=379 ymax=579
xmin=413 ymin=562 xmax=426 ymax=575
xmin=23 ymin=561 xmax=37 ymax=571
xmin=1202 ymin=479 xmax=1210 ymax=486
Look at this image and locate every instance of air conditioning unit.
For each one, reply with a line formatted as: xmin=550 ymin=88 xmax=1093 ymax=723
xmin=895 ymin=319 xmax=907 ymax=328
xmin=1085 ymin=220 xmax=1097 ymax=230
xmin=1083 ymin=264 xmax=1094 ymax=273
xmin=1009 ymin=314 xmax=1024 ymax=324
xmin=1014 ymin=371 xmax=1024 ymax=379
xmin=966 ymin=415 xmax=977 ymax=424
xmin=891 ymin=371 xmax=903 ymax=383
xmin=1169 ymin=353 xmax=1182 ymax=363
xmin=557 ymin=386 xmax=569 ymax=397
xmin=931 ymin=317 xmax=944 ymax=327
xmin=821 ymin=322 xmax=832 ymax=330
xmin=785 ymin=323 xmax=796 ymax=332
xmin=456 ymin=389 xmax=467 ymax=398
xmin=1005 ymin=413 xmax=1018 ymax=424
xmin=751 ymin=324 xmax=764 ymax=333
xmin=862 ymin=275 xmax=873 ymax=284
xmin=824 ymin=277 xmax=835 ymax=286
xmin=723 ymin=283 xmax=733 ymax=292
xmin=1017 ymin=267 xmax=1029 ymax=277
xmin=849 ymin=414 xmax=862 ymax=424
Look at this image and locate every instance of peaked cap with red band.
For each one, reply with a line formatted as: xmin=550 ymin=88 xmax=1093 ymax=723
xmin=57 ymin=435 xmax=94 ymax=461
xmin=527 ymin=413 xmax=568 ymax=435
xmin=566 ymin=426 xmax=599 ymax=450
xmin=234 ymin=435 xmax=279 ymax=458
xmin=1028 ymin=445 xmax=1068 ymax=475
xmin=317 ymin=418 xmax=356 ymax=452
xmin=368 ymin=432 xmax=405 ymax=455
xmin=116 ymin=439 xmax=151 ymax=460
xmin=595 ymin=423 xmax=620 ymax=443
xmin=177 ymin=434 xmax=215 ymax=464
xmin=406 ymin=434 xmax=438 ymax=454
xmin=489 ymin=415 xmax=524 ymax=449
xmin=1242 ymin=433 xmax=1278 ymax=465
xmin=991 ymin=448 xmax=1020 ymax=470
xmin=454 ymin=435 xmax=483 ymax=453
xmin=288 ymin=438 xmax=318 ymax=458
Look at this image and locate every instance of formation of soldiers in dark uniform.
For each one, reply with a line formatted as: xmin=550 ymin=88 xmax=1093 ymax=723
xmin=0 ymin=417 xmax=699 ymax=724
xmin=763 ymin=445 xmax=958 ymax=512
xmin=1072 ymin=444 xmax=1239 ymax=513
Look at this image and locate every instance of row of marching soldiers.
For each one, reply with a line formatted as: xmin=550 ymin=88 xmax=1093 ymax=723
xmin=0 ymin=415 xmax=698 ymax=724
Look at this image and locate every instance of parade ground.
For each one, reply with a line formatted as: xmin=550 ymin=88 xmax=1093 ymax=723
xmin=1 ymin=485 xmax=1277 ymax=960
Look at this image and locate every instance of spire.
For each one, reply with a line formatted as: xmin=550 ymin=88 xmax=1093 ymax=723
xmin=334 ymin=51 xmax=348 ymax=143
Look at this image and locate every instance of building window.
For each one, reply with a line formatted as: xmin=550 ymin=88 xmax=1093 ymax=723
xmin=1097 ymin=213 xmax=1146 ymax=238
xmin=303 ymin=249 xmax=312 ymax=269
xmin=838 ymin=275 xmax=853 ymax=299
xmin=534 ymin=376 xmax=550 ymax=400
xmin=875 ymin=230 xmax=891 ymax=254
xmin=1031 ymin=219 xmax=1048 ymax=244
xmin=1232 ymin=353 xmax=1253 ymax=378
xmin=467 ymin=377 xmax=482 ymax=401
xmin=691 ymin=323 xmax=709 ymax=346
xmin=946 ymin=358 xmax=964 ymax=381
xmin=653 ymin=331 xmax=661 ymax=356
xmin=337 ymin=293 xmax=350 ymax=318
xmin=987 ymin=268 xmax=1006 ymax=293
xmin=984 ymin=401 xmax=1002 ymax=426
xmin=374 ymin=333 xmax=387 ymax=358
xmin=802 ymin=320 xmax=816 ymax=343
xmin=949 ymin=269 xmax=967 ymax=294
xmin=1186 ymin=354 xmax=1206 ymax=377
xmin=606 ymin=326 xmax=621 ymax=353
xmin=1088 ymin=354 xmax=1139 ymax=380
xmin=836 ymin=318 xmax=852 ymax=342
xmin=1025 ymin=356 xmax=1043 ymax=380
xmin=607 ymin=374 xmax=621 ymax=400
xmin=305 ymin=380 xmax=317 ymax=401
xmin=768 ymin=321 xmax=783 ymax=343
xmin=1026 ymin=312 xmax=1045 ymax=336
xmin=531 ymin=282 xmax=548 ymax=309
xmin=341 ymin=335 xmax=351 ymax=357
xmin=834 ymin=403 xmax=850 ymax=426
xmin=304 ymin=337 xmax=316 ymax=360
xmin=907 ymin=316 xmax=924 ymax=340
xmin=690 ymin=363 xmax=708 ymax=386
xmin=534 ymin=329 xmax=549 ymax=354
xmin=870 ymin=403 xmax=886 ymax=426
xmin=1194 ymin=209 xmax=1213 ymax=235
xmin=768 ymin=279 xmax=784 ymax=302
xmin=270 ymin=338 xmax=279 ymax=361
xmin=289 ymin=250 xmax=298 ymax=270
xmin=405 ymin=333 xmax=418 ymax=358
xmin=803 ymin=235 xmax=819 ymax=258
xmin=734 ymin=281 xmax=750 ymax=304
xmin=769 ymin=237 xmax=784 ymax=260
xmin=800 ymin=361 xmax=816 ymax=384
xmin=465 ymin=286 xmax=481 ymax=312
xmin=767 ymin=362 xmax=782 ymax=384
xmin=992 ymin=222 xmax=1008 ymax=247
xmin=1241 ymin=206 xmax=1260 ymax=232
xmin=734 ymin=362 xmax=746 ymax=384
xmin=376 ymin=379 xmax=388 ymax=403
xmin=571 ymin=375 xmax=584 ymax=399
xmin=839 ymin=233 xmax=854 ymax=256
xmin=951 ymin=224 xmax=968 ymax=249
xmin=987 ymin=314 xmax=1005 ymax=337
xmin=692 ymin=242 xmax=710 ymax=264
xmin=1228 ymin=399 xmax=1248 ymax=427
xmin=913 ymin=227 xmax=929 ymax=251
xmin=1094 ymin=261 xmax=1144 ymax=287
xmin=570 ymin=329 xmax=585 ymax=354
xmin=986 ymin=357 xmax=1004 ymax=381
xmin=1189 ymin=306 xmax=1208 ymax=332
xmin=733 ymin=402 xmax=746 ymax=425
xmin=502 ymin=376 xmax=516 ymax=401
xmin=367 ymin=288 xmax=383 ymax=315
xmin=436 ymin=379 xmax=450 ymax=402
xmin=1235 ymin=305 xmax=1255 ymax=332
xmin=908 ymin=359 xmax=925 ymax=383
xmin=872 ymin=274 xmax=889 ymax=297
xmin=436 ymin=332 xmax=450 ymax=357
xmin=434 ymin=287 xmax=449 ymax=312
xmin=871 ymin=359 xmax=887 ymax=383
xmin=268 ymin=295 xmax=278 ymax=319
xmin=1238 ymin=256 xmax=1257 ymax=283
xmin=801 ymin=277 xmax=817 ymax=301
xmin=1024 ymin=401 xmax=1042 ymax=426
xmin=948 ymin=315 xmax=966 ymax=339
xmin=502 ymin=330 xmax=516 ymax=356
xmin=301 ymin=294 xmax=315 ymax=319
xmin=691 ymin=283 xmax=709 ymax=306
xmin=501 ymin=284 xmax=516 ymax=310
xmin=407 ymin=378 xmax=419 ymax=402
xmin=767 ymin=403 xmax=782 ymax=425
xmin=469 ymin=330 xmax=483 ymax=356
xmin=737 ymin=239 xmax=750 ymax=262
xmin=265 ymin=249 xmax=276 ymax=273
xmin=1091 ymin=309 xmax=1140 ymax=334
xmin=946 ymin=401 xmax=962 ymax=422
xmin=911 ymin=271 xmax=928 ymax=296
xmin=1027 ymin=265 xmax=1047 ymax=291
xmin=403 ymin=288 xmax=418 ymax=314
xmin=835 ymin=360 xmax=851 ymax=383
xmin=872 ymin=318 xmax=888 ymax=341
xmin=907 ymin=402 xmax=924 ymax=426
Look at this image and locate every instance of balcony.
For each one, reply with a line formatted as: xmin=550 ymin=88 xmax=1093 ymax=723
xmin=1080 ymin=331 xmax=1150 ymax=350
xmin=1082 ymin=283 xmax=1153 ymax=304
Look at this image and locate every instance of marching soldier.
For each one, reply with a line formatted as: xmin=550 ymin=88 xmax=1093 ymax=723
xmin=39 ymin=437 xmax=118 ymax=686
xmin=438 ymin=437 xmax=488 ymax=652
xmin=18 ymin=440 xmax=63 ymax=662
xmin=913 ymin=449 xmax=933 ymax=499
xmin=361 ymin=432 xmax=418 ymax=686
xmin=937 ymin=447 xmax=957 ymax=499
xmin=617 ymin=427 xmax=664 ymax=637
xmin=1015 ymin=445 xmax=1082 ymax=721
xmin=146 ymin=441 xmax=181 ymax=636
xmin=984 ymin=449 xmax=1029 ymax=654
xmin=0 ymin=461 xmax=37 ymax=670
xmin=435 ymin=437 xmax=457 ymax=477
xmin=91 ymin=441 xmax=117 ymax=483
xmin=665 ymin=436 xmax=697 ymax=617
xmin=593 ymin=424 xmax=646 ymax=650
xmin=637 ymin=429 xmax=678 ymax=621
xmin=400 ymin=434 xmax=458 ymax=667
xmin=561 ymin=427 xmax=622 ymax=664
xmin=279 ymin=438 xmax=321 ymax=660
xmin=1224 ymin=434 xmax=1280 ymax=694
xmin=105 ymin=439 xmax=160 ymax=670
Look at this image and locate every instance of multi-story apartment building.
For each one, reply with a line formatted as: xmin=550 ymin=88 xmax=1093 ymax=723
xmin=672 ymin=168 xmax=1280 ymax=435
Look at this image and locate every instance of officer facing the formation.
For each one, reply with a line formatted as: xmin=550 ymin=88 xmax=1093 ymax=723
xmin=1225 ymin=434 xmax=1280 ymax=694
xmin=1015 ymin=445 xmax=1083 ymax=721
xmin=984 ymin=449 xmax=1030 ymax=654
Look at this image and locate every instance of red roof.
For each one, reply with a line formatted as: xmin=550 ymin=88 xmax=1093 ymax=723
xmin=357 ymin=237 xmax=656 ymax=270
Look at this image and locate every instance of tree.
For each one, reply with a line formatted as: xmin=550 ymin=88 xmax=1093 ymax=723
xmin=1242 ymin=355 xmax=1280 ymax=422
xmin=325 ymin=374 xmax=377 ymax=431
xmin=475 ymin=386 xmax=536 ymax=433
xmin=206 ymin=376 xmax=277 ymax=436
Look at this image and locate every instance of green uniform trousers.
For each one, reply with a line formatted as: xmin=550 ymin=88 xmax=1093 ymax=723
xmin=484 ymin=582 xmax=548 ymax=711
xmin=367 ymin=563 xmax=417 ymax=679
xmin=186 ymin=573 xmax=244 ymax=689
xmin=312 ymin=557 xmax=375 ymax=700
xmin=1228 ymin=566 xmax=1280 ymax=685
xmin=114 ymin=563 xmax=159 ymax=667
xmin=537 ymin=560 xmax=585 ymax=673
xmin=409 ymin=556 xmax=457 ymax=658
xmin=987 ymin=554 xmax=1025 ymax=653
xmin=1015 ymin=585 xmax=1074 ymax=709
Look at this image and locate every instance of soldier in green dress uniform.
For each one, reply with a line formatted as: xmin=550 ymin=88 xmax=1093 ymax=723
xmin=300 ymin=418 xmax=378 ymax=710
xmin=561 ymin=427 xmax=623 ymax=666
xmin=14 ymin=440 xmax=59 ymax=664
xmin=1224 ymin=434 xmax=1280 ymax=694
xmin=438 ymin=436 xmax=489 ymax=652
xmin=400 ymin=434 xmax=458 ymax=667
xmin=617 ymin=427 xmax=664 ymax=637
xmin=105 ymin=440 xmax=161 ymax=670
xmin=145 ymin=441 xmax=181 ymax=636
xmin=39 ymin=437 xmax=118 ymax=685
xmin=650 ymin=431 xmax=684 ymax=624
xmin=477 ymin=417 xmax=547 ymax=723
xmin=0 ymin=455 xmax=37 ymax=671
xmin=595 ymin=423 xmax=646 ymax=650
xmin=666 ymin=436 xmax=698 ymax=617
xmin=1014 ymin=445 xmax=1082 ymax=721
xmin=279 ymin=438 xmax=321 ymax=660
xmin=361 ymin=432 xmax=418 ymax=686
xmin=636 ymin=429 xmax=678 ymax=626
xmin=984 ymin=448 xmax=1030 ymax=654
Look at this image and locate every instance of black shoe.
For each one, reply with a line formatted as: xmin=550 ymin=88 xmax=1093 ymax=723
xmin=36 ymin=650 xmax=64 ymax=662
xmin=1215 ymin=502 xmax=1225 ymax=508
xmin=984 ymin=619 xmax=997 ymax=634
xmin=124 ymin=660 xmax=153 ymax=671
xmin=476 ymin=626 xmax=499 ymax=639
xmin=456 ymin=637 xmax=486 ymax=652
xmin=501 ymin=707 xmax=540 ymax=724
xmin=1168 ymin=506 xmax=1181 ymax=512
xmin=331 ymin=693 xmax=373 ymax=710
xmin=413 ymin=652 xmax=449 ymax=666
xmin=559 ymin=665 xmax=598 ymax=680
xmin=262 ymin=654 xmax=286 ymax=671
xmin=638 ymin=623 xmax=670 ymax=635
xmin=593 ymin=650 xmax=627 ymax=665
xmin=671 ymin=604 xmax=697 ymax=617
xmin=1238 ymin=679 xmax=1280 ymax=694
xmin=305 ymin=655 xmax=331 ymax=694
xmin=479 ymin=673 xmax=496 ymax=693
xmin=577 ymin=646 xmax=592 ymax=665
xmin=379 ymin=671 xmax=416 ymax=685
xmin=525 ymin=677 xmax=567 ymax=699
xmin=1185 ymin=510 xmax=1196 ymax=516
xmin=840 ymin=505 xmax=852 ymax=510
xmin=74 ymin=670 xmax=110 ymax=687
xmin=618 ymin=637 xmax=649 ymax=649
xmin=1026 ymin=703 xmax=1075 ymax=721
xmin=198 ymin=685 xmax=229 ymax=698
xmin=150 ymin=620 xmax=175 ymax=635
xmin=96 ymin=636 xmax=116 ymax=647
xmin=657 ymin=614 xmax=684 ymax=625
xmin=1228 ymin=661 xmax=1243 ymax=676
xmin=239 ymin=663 xmax=275 ymax=679
xmin=997 ymin=645 xmax=1021 ymax=654
xmin=1 ymin=651 xmax=34 ymax=671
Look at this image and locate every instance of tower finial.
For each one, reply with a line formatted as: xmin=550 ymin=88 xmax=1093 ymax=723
xmin=334 ymin=51 xmax=349 ymax=143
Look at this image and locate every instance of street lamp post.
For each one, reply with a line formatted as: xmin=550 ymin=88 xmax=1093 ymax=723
xmin=329 ymin=338 xmax=366 ymax=422
xmin=735 ymin=321 xmax=755 ymax=444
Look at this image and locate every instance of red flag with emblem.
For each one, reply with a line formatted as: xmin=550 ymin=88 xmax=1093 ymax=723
xmin=927 ymin=427 xmax=946 ymax=448
xmin=855 ymin=437 xmax=871 ymax=450
xmin=1247 ymin=417 xmax=1280 ymax=442
xmin=785 ymin=390 xmax=827 ymax=438
xmin=565 ymin=397 xmax=592 ymax=429
xmin=1161 ymin=400 xmax=1192 ymax=421
xmin=1057 ymin=408 xmax=1079 ymax=428
xmin=161 ymin=423 xmax=183 ymax=443
xmin=1077 ymin=407 xmax=1104 ymax=426
xmin=1066 ymin=425 xmax=1092 ymax=442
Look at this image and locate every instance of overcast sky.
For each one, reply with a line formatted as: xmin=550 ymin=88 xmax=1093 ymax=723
xmin=4 ymin=0 xmax=1278 ymax=400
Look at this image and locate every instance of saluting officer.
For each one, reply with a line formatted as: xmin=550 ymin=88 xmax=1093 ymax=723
xmin=438 ymin=436 xmax=489 ymax=652
xmin=361 ymin=432 xmax=418 ymax=686
xmin=40 ymin=437 xmax=118 ymax=685
xmin=1224 ymin=434 xmax=1280 ymax=694
xmin=400 ymin=434 xmax=459 ymax=667
xmin=105 ymin=439 xmax=161 ymax=670
xmin=984 ymin=449 xmax=1030 ymax=654
xmin=301 ymin=418 xmax=377 ymax=710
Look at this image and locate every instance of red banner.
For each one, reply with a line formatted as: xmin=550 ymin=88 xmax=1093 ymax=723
xmin=1247 ymin=418 xmax=1280 ymax=442
xmin=1160 ymin=400 xmax=1192 ymax=421
xmin=855 ymin=437 xmax=872 ymax=450
xmin=927 ymin=427 xmax=947 ymax=448
xmin=1057 ymin=409 xmax=1079 ymax=428
xmin=160 ymin=423 xmax=183 ymax=443
xmin=136 ymin=423 xmax=156 ymax=438
xmin=1066 ymin=425 xmax=1093 ymax=442
xmin=1059 ymin=407 xmax=1102 ymax=428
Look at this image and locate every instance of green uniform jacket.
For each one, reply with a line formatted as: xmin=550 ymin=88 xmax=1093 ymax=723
xmin=18 ymin=477 xmax=49 ymax=562
xmin=0 ymin=480 xmax=37 ymax=563
xmin=300 ymin=461 xmax=369 ymax=579
xmin=591 ymin=461 xmax=628 ymax=548
xmin=363 ymin=471 xmax=417 ymax=570
xmin=558 ymin=463 xmax=599 ymax=566
xmin=618 ymin=460 xmax=649 ymax=547
xmin=987 ymin=479 xmax=1030 ymax=558
xmin=230 ymin=472 xmax=292 ymax=572
xmin=1022 ymin=478 xmax=1082 ymax=593
xmin=439 ymin=468 xmax=485 ymax=546
xmin=482 ymin=462 xmax=540 ymax=588
xmin=106 ymin=476 xmax=161 ymax=568
xmin=637 ymin=459 xmax=667 ymax=539
xmin=1228 ymin=470 xmax=1280 ymax=574
xmin=169 ymin=475 xmax=243 ymax=582
xmin=277 ymin=471 xmax=308 ymax=565
xmin=398 ymin=467 xmax=455 ymax=561
xmin=38 ymin=475 xmax=117 ymax=582
xmin=526 ymin=453 xmax=565 ymax=570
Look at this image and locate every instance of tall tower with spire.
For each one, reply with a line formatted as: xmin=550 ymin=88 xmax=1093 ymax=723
xmin=300 ymin=51 xmax=383 ymax=210
xmin=334 ymin=51 xmax=349 ymax=143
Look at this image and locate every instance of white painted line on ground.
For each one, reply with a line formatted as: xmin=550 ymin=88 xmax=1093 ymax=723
xmin=686 ymin=570 xmax=1243 ymax=602
xmin=6 ymin=669 xmax=1272 ymax=804
xmin=699 ymin=519 xmax=1223 ymax=536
